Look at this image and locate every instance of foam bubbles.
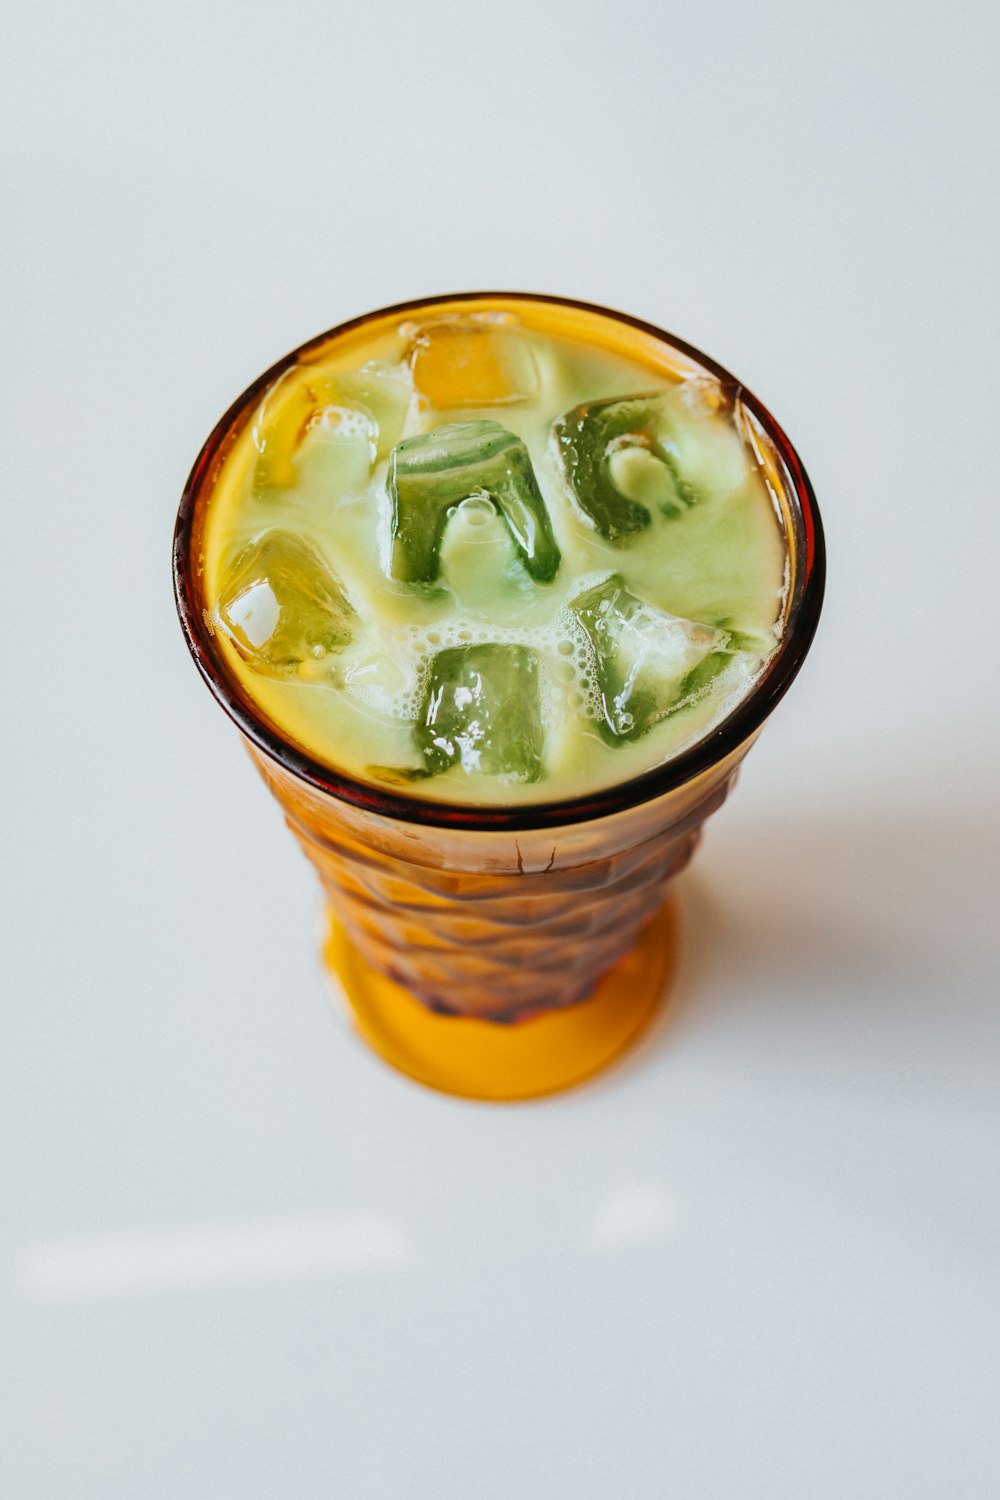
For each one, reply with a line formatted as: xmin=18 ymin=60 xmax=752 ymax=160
xmin=340 ymin=556 xmax=777 ymax=756
xmin=341 ymin=606 xmax=604 ymax=730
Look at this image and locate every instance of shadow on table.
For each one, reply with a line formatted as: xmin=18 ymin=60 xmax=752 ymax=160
xmin=632 ymin=804 xmax=999 ymax=1063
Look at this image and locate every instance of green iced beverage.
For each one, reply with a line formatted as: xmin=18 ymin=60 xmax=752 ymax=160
xmin=202 ymin=303 xmax=787 ymax=806
xmin=177 ymin=294 xmax=822 ymax=1098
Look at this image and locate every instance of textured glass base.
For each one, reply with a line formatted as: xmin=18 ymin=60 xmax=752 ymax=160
xmin=324 ymin=898 xmax=679 ymax=1101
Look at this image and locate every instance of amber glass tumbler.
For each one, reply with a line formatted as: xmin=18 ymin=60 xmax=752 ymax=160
xmin=173 ymin=294 xmax=824 ymax=1100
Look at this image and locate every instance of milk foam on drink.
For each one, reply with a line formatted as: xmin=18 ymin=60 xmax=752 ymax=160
xmin=201 ymin=300 xmax=789 ymax=807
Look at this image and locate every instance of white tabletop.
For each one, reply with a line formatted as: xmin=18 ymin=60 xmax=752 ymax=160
xmin=3 ymin=2 xmax=999 ymax=1495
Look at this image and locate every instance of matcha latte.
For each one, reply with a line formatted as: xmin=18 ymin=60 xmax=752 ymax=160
xmin=199 ymin=299 xmax=789 ymax=807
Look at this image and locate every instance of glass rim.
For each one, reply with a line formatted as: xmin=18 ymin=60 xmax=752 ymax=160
xmin=173 ymin=291 xmax=825 ymax=833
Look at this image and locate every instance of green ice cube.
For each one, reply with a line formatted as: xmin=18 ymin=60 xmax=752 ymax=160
xmin=552 ymin=391 xmax=699 ymax=542
xmin=214 ymin=529 xmax=355 ymax=677
xmin=387 ymin=421 xmax=561 ymax=586
xmin=412 ymin=643 xmax=544 ymax=781
xmin=570 ymin=574 xmax=731 ymax=743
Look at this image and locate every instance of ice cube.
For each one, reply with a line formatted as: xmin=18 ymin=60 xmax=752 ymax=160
xmin=412 ymin=644 xmax=544 ymax=780
xmin=387 ymin=420 xmax=561 ymax=585
xmin=251 ymin=361 xmax=411 ymax=490
xmin=342 ymin=645 xmax=413 ymax=715
xmin=668 ymin=380 xmax=749 ymax=495
xmin=298 ymin=404 xmax=378 ymax=493
xmin=409 ymin=320 xmax=539 ymax=409
xmin=570 ymin=574 xmax=731 ymax=742
xmin=337 ymin=363 xmax=413 ymax=460
xmin=552 ymin=391 xmax=701 ymax=541
xmin=214 ymin=529 xmax=355 ymax=676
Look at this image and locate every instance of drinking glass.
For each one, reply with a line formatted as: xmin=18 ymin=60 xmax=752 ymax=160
xmin=173 ymin=294 xmax=825 ymax=1099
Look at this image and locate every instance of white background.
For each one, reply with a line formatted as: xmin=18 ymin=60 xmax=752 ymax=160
xmin=3 ymin=1 xmax=999 ymax=1495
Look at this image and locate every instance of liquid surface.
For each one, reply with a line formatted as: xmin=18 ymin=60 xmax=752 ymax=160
xmin=200 ymin=299 xmax=789 ymax=806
